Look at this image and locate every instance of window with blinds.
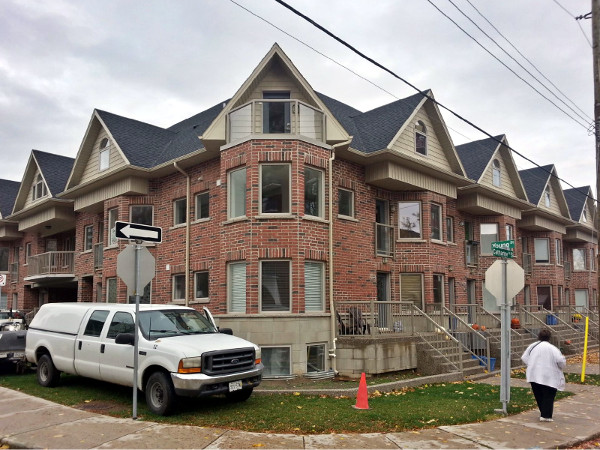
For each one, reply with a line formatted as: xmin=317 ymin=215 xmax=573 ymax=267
xmin=228 ymin=263 xmax=246 ymax=313
xmin=400 ymin=274 xmax=423 ymax=309
xmin=304 ymin=262 xmax=323 ymax=311
xmin=261 ymin=261 xmax=290 ymax=312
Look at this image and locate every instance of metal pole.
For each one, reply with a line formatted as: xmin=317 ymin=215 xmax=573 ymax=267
xmin=498 ymin=258 xmax=511 ymax=414
xmin=132 ymin=240 xmax=142 ymax=420
xmin=592 ymin=0 xmax=600 ymax=378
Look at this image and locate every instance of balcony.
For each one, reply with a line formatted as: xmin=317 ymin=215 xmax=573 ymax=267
xmin=375 ymin=223 xmax=394 ymax=257
xmin=228 ymin=100 xmax=325 ymax=143
xmin=25 ymin=251 xmax=75 ymax=279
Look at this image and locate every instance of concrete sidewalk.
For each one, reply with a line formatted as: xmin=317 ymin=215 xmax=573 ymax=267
xmin=1 ymin=376 xmax=599 ymax=449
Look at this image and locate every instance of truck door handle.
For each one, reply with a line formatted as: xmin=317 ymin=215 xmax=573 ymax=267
xmin=78 ymin=341 xmax=82 ymax=350
xmin=100 ymin=344 xmax=105 ymax=353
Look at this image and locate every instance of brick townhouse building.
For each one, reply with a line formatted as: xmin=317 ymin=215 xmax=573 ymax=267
xmin=0 ymin=44 xmax=596 ymax=377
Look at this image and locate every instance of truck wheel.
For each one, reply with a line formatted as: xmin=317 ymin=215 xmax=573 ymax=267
xmin=37 ymin=354 xmax=60 ymax=387
xmin=145 ymin=372 xmax=176 ymax=416
xmin=226 ymin=387 xmax=253 ymax=402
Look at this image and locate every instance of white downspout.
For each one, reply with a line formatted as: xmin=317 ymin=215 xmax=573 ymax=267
xmin=328 ymin=140 xmax=351 ymax=374
xmin=174 ymin=162 xmax=191 ymax=307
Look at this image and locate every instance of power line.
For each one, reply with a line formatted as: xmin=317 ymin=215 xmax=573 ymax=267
xmin=426 ymin=0 xmax=590 ymax=129
xmin=235 ymin=0 xmax=594 ymax=202
xmin=553 ymin=0 xmax=593 ymax=49
xmin=462 ymin=0 xmax=592 ymax=121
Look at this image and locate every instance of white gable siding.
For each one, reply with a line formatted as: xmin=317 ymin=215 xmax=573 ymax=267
xmin=480 ymin=152 xmax=517 ymax=197
xmin=80 ymin=131 xmax=127 ymax=184
xmin=23 ymin=170 xmax=47 ymax=209
xmin=245 ymin=64 xmax=311 ymax=105
xmin=391 ymin=109 xmax=451 ymax=171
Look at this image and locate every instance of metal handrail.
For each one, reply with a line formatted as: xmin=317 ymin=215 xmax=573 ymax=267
xmin=442 ymin=306 xmax=491 ymax=371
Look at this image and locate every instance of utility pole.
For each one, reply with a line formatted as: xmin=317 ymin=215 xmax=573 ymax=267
xmin=593 ymin=0 xmax=600 ymax=375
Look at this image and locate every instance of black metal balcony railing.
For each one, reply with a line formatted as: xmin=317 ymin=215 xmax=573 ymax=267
xmin=375 ymin=223 xmax=394 ymax=257
xmin=26 ymin=251 xmax=75 ymax=278
xmin=228 ymin=100 xmax=325 ymax=143
xmin=94 ymin=243 xmax=104 ymax=270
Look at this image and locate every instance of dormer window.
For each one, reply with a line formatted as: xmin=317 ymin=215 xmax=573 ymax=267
xmin=263 ymin=91 xmax=290 ymax=134
xmin=582 ymin=209 xmax=587 ymax=223
xmin=99 ymin=138 xmax=110 ymax=171
xmin=32 ymin=174 xmax=47 ymax=201
xmin=492 ymin=159 xmax=501 ymax=187
xmin=544 ymin=186 xmax=551 ymax=208
xmin=415 ymin=120 xmax=427 ymax=156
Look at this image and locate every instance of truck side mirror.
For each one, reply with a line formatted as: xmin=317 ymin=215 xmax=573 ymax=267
xmin=219 ymin=327 xmax=233 ymax=335
xmin=115 ymin=333 xmax=135 ymax=345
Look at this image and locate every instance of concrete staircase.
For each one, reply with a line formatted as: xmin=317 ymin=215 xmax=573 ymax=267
xmin=415 ymin=332 xmax=487 ymax=378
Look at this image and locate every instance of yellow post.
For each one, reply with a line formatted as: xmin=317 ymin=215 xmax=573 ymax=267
xmin=581 ymin=316 xmax=589 ymax=383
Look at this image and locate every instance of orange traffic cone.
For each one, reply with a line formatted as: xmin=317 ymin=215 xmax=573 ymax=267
xmin=352 ymin=372 xmax=369 ymax=410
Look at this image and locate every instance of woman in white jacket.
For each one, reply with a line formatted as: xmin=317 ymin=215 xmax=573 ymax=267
xmin=521 ymin=328 xmax=566 ymax=422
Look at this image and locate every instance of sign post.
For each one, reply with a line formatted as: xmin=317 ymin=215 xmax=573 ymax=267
xmin=116 ymin=221 xmax=161 ymax=420
xmin=485 ymin=242 xmax=524 ymax=415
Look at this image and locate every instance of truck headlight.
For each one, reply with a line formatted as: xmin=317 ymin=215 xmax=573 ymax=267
xmin=178 ymin=357 xmax=202 ymax=374
xmin=255 ymin=347 xmax=261 ymax=365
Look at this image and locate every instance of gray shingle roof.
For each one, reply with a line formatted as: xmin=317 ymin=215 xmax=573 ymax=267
xmin=168 ymin=101 xmax=228 ymax=134
xmin=318 ymin=91 xmax=426 ymax=153
xmin=455 ymin=135 xmax=504 ymax=181
xmin=518 ymin=164 xmax=554 ymax=205
xmin=0 ymin=179 xmax=20 ymax=218
xmin=32 ymin=150 xmax=75 ymax=196
xmin=563 ymin=186 xmax=591 ymax=222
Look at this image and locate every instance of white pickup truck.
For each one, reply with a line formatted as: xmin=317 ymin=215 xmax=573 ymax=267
xmin=25 ymin=303 xmax=263 ymax=415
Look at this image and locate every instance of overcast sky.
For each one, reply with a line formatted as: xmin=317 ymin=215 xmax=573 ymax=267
xmin=0 ymin=0 xmax=595 ymax=196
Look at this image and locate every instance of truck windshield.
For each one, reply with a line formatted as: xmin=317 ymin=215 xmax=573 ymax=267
xmin=138 ymin=309 xmax=217 ymax=340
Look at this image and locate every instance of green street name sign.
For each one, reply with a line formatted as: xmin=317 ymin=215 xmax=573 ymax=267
xmin=491 ymin=240 xmax=515 ymax=251
xmin=492 ymin=248 xmax=514 ymax=258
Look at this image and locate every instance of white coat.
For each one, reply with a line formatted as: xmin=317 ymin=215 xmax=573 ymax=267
xmin=521 ymin=340 xmax=566 ymax=391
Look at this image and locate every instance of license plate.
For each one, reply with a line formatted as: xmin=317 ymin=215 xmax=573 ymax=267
xmin=229 ymin=380 xmax=242 ymax=392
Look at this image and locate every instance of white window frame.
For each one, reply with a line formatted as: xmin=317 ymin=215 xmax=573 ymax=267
xmin=84 ymin=225 xmax=94 ymax=251
xmin=195 ymin=191 xmax=209 ymax=220
xmin=338 ymin=188 xmax=355 ymax=218
xmin=400 ymin=273 xmax=424 ymax=309
xmin=228 ymin=262 xmax=247 ymax=312
xmin=591 ymin=248 xmax=596 ymax=271
xmin=415 ymin=120 xmax=427 ymax=156
xmin=106 ymin=277 xmax=117 ymax=303
xmin=306 ymin=343 xmax=327 ymax=373
xmin=446 ymin=217 xmax=454 ymax=243
xmin=260 ymin=260 xmax=291 ymax=313
xmin=172 ymin=274 xmax=186 ymax=302
xmin=492 ymin=159 xmax=501 ymax=187
xmin=304 ymin=261 xmax=324 ymax=312
xmin=480 ymin=223 xmax=499 ymax=255
xmin=32 ymin=174 xmax=47 ymax=201
xmin=228 ymin=167 xmax=247 ymax=220
xmin=99 ymin=138 xmax=110 ymax=171
xmin=260 ymin=163 xmax=291 ymax=215
xmin=25 ymin=242 xmax=32 ymax=265
xmin=573 ymin=248 xmax=587 ymax=271
xmin=194 ymin=271 xmax=209 ymax=302
xmin=555 ymin=238 xmax=562 ymax=265
xmin=398 ymin=201 xmax=422 ymax=239
xmin=430 ymin=203 xmax=442 ymax=241
xmin=544 ymin=186 xmax=551 ymax=208
xmin=534 ymin=238 xmax=550 ymax=264
xmin=433 ymin=274 xmax=444 ymax=304
xmin=506 ymin=224 xmax=514 ymax=242
xmin=108 ymin=208 xmax=118 ymax=246
xmin=304 ymin=166 xmax=324 ymax=218
xmin=130 ymin=205 xmax=154 ymax=226
xmin=262 ymin=346 xmax=292 ymax=378
xmin=173 ymin=198 xmax=187 ymax=226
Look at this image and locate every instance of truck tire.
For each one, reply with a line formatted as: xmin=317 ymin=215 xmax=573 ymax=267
xmin=37 ymin=354 xmax=61 ymax=387
xmin=226 ymin=387 xmax=253 ymax=402
xmin=145 ymin=371 xmax=176 ymax=416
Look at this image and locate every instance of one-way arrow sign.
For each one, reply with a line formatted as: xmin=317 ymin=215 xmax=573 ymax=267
xmin=115 ymin=221 xmax=162 ymax=243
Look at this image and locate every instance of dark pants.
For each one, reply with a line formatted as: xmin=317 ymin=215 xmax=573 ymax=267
xmin=530 ymin=382 xmax=557 ymax=419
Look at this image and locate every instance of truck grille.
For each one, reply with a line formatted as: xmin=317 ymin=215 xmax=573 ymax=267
xmin=202 ymin=348 xmax=255 ymax=375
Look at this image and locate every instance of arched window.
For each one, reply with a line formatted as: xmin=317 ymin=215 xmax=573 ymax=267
xmin=492 ymin=159 xmax=501 ymax=187
xmin=415 ymin=121 xmax=427 ymax=156
xmin=99 ymin=138 xmax=110 ymax=171
xmin=544 ymin=186 xmax=551 ymax=208
xmin=32 ymin=173 xmax=47 ymax=201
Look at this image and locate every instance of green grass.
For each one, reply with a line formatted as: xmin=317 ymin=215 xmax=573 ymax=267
xmin=511 ymin=369 xmax=600 ymax=386
xmin=0 ymin=371 xmax=573 ymax=434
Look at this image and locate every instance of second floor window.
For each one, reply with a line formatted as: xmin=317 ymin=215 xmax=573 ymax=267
xmin=228 ymin=167 xmax=246 ymax=219
xmin=446 ymin=217 xmax=454 ymax=243
xmin=0 ymin=247 xmax=8 ymax=272
xmin=84 ymin=225 xmax=94 ymax=251
xmin=555 ymin=239 xmax=562 ymax=265
xmin=108 ymin=208 xmax=118 ymax=246
xmin=534 ymin=238 xmax=550 ymax=264
xmin=338 ymin=188 xmax=354 ymax=218
xmin=195 ymin=192 xmax=209 ymax=220
xmin=304 ymin=167 xmax=323 ymax=218
xmin=480 ymin=223 xmax=498 ymax=255
xmin=261 ymin=164 xmax=290 ymax=214
xmin=130 ymin=205 xmax=153 ymax=226
xmin=399 ymin=201 xmax=421 ymax=239
xmin=173 ymin=198 xmax=186 ymax=226
xmin=194 ymin=271 xmax=209 ymax=300
xmin=573 ymin=248 xmax=587 ymax=271
xmin=430 ymin=203 xmax=442 ymax=241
